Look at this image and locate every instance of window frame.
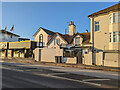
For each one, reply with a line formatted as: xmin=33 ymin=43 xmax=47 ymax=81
xmin=113 ymin=32 xmax=118 ymax=42
xmin=95 ymin=21 xmax=100 ymax=32
xmin=39 ymin=34 xmax=43 ymax=42
xmin=75 ymin=37 xmax=80 ymax=45
xmin=56 ymin=39 xmax=60 ymax=45
xmin=109 ymin=33 xmax=112 ymax=43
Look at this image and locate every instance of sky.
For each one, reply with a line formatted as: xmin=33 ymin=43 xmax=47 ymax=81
xmin=2 ymin=2 xmax=118 ymax=40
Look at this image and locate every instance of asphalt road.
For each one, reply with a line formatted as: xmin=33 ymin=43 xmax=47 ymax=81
xmin=1 ymin=62 xmax=120 ymax=89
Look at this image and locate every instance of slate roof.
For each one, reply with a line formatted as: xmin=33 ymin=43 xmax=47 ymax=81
xmin=33 ymin=27 xmax=55 ymax=37
xmin=0 ymin=30 xmax=20 ymax=37
xmin=57 ymin=33 xmax=73 ymax=44
xmin=88 ymin=3 xmax=120 ymax=17
xmin=47 ymin=32 xmax=90 ymax=45
xmin=72 ymin=32 xmax=90 ymax=45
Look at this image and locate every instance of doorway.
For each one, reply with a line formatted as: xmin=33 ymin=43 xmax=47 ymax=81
xmin=77 ymin=50 xmax=82 ymax=64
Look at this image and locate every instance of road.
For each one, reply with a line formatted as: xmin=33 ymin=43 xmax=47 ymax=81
xmin=1 ymin=62 xmax=120 ymax=89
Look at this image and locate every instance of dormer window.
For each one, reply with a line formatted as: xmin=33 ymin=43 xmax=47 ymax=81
xmin=75 ymin=37 xmax=80 ymax=45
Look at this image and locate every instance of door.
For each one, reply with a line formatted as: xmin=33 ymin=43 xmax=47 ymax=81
xmin=39 ymin=49 xmax=41 ymax=61
xmin=77 ymin=50 xmax=82 ymax=64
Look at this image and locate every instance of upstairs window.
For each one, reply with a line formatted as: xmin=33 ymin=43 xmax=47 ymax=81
xmin=75 ymin=37 xmax=80 ymax=44
xmin=56 ymin=39 xmax=60 ymax=45
xmin=109 ymin=14 xmax=112 ymax=24
xmin=109 ymin=33 xmax=112 ymax=42
xmin=95 ymin=21 xmax=100 ymax=32
xmin=113 ymin=12 xmax=119 ymax=23
xmin=118 ymin=32 xmax=120 ymax=42
xmin=113 ymin=32 xmax=118 ymax=42
xmin=39 ymin=34 xmax=43 ymax=42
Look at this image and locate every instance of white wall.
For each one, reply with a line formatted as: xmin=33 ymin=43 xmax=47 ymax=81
xmin=48 ymin=34 xmax=67 ymax=48
xmin=83 ymin=51 xmax=92 ymax=65
xmin=34 ymin=47 xmax=63 ymax=63
xmin=34 ymin=28 xmax=48 ymax=47
xmin=0 ymin=32 xmax=18 ymax=42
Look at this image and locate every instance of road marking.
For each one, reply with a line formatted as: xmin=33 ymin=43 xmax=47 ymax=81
xmin=2 ymin=66 xmax=101 ymax=87
xmin=82 ymin=79 xmax=110 ymax=82
xmin=48 ymin=72 xmax=69 ymax=76
xmin=2 ymin=67 xmax=24 ymax=72
xmin=37 ymin=73 xmax=101 ymax=87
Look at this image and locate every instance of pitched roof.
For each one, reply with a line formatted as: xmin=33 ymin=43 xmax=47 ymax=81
xmin=33 ymin=27 xmax=55 ymax=37
xmin=73 ymin=32 xmax=90 ymax=45
xmin=47 ymin=32 xmax=70 ymax=45
xmin=57 ymin=33 xmax=73 ymax=44
xmin=47 ymin=32 xmax=90 ymax=45
xmin=0 ymin=30 xmax=20 ymax=37
xmin=88 ymin=3 xmax=120 ymax=17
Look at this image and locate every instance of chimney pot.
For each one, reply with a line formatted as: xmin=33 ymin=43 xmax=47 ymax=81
xmin=86 ymin=29 xmax=88 ymax=33
xmin=71 ymin=21 xmax=74 ymax=25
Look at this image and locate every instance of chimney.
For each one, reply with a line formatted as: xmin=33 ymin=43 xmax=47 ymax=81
xmin=69 ymin=21 xmax=76 ymax=35
xmin=86 ymin=29 xmax=88 ymax=33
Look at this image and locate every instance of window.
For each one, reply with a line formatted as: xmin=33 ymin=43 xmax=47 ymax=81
xmin=39 ymin=34 xmax=43 ymax=42
xmin=75 ymin=37 xmax=80 ymax=44
xmin=95 ymin=21 xmax=100 ymax=32
xmin=109 ymin=14 xmax=112 ymax=24
xmin=113 ymin=32 xmax=118 ymax=42
xmin=118 ymin=12 xmax=120 ymax=23
xmin=113 ymin=12 xmax=119 ymax=23
xmin=39 ymin=34 xmax=43 ymax=48
xmin=113 ymin=13 xmax=115 ymax=23
xmin=119 ymin=32 xmax=120 ymax=42
xmin=11 ymin=35 xmax=12 ymax=38
xmin=56 ymin=39 xmax=60 ymax=45
xmin=109 ymin=33 xmax=112 ymax=42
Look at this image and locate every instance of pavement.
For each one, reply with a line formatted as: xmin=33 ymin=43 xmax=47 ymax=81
xmin=1 ymin=57 xmax=120 ymax=72
xmin=1 ymin=62 xmax=120 ymax=89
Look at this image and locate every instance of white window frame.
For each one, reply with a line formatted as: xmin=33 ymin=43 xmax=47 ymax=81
xmin=56 ymin=39 xmax=60 ymax=45
xmin=109 ymin=14 xmax=112 ymax=24
xmin=109 ymin=33 xmax=112 ymax=43
xmin=75 ymin=37 xmax=80 ymax=44
xmin=113 ymin=32 xmax=118 ymax=42
xmin=95 ymin=21 xmax=100 ymax=32
xmin=113 ymin=12 xmax=119 ymax=23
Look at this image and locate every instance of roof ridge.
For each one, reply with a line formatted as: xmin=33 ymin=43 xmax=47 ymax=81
xmin=88 ymin=3 xmax=120 ymax=17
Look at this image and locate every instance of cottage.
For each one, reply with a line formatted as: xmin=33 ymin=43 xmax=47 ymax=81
xmin=34 ymin=21 xmax=91 ymax=64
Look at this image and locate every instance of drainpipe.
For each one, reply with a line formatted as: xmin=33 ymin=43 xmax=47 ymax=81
xmin=91 ymin=17 xmax=96 ymax=65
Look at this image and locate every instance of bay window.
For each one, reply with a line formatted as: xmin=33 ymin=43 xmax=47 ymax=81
xmin=110 ymin=32 xmax=120 ymax=43
xmin=113 ymin=32 xmax=117 ymax=42
xmin=113 ymin=12 xmax=120 ymax=23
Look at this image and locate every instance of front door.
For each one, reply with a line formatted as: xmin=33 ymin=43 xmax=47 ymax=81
xmin=77 ymin=50 xmax=82 ymax=64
